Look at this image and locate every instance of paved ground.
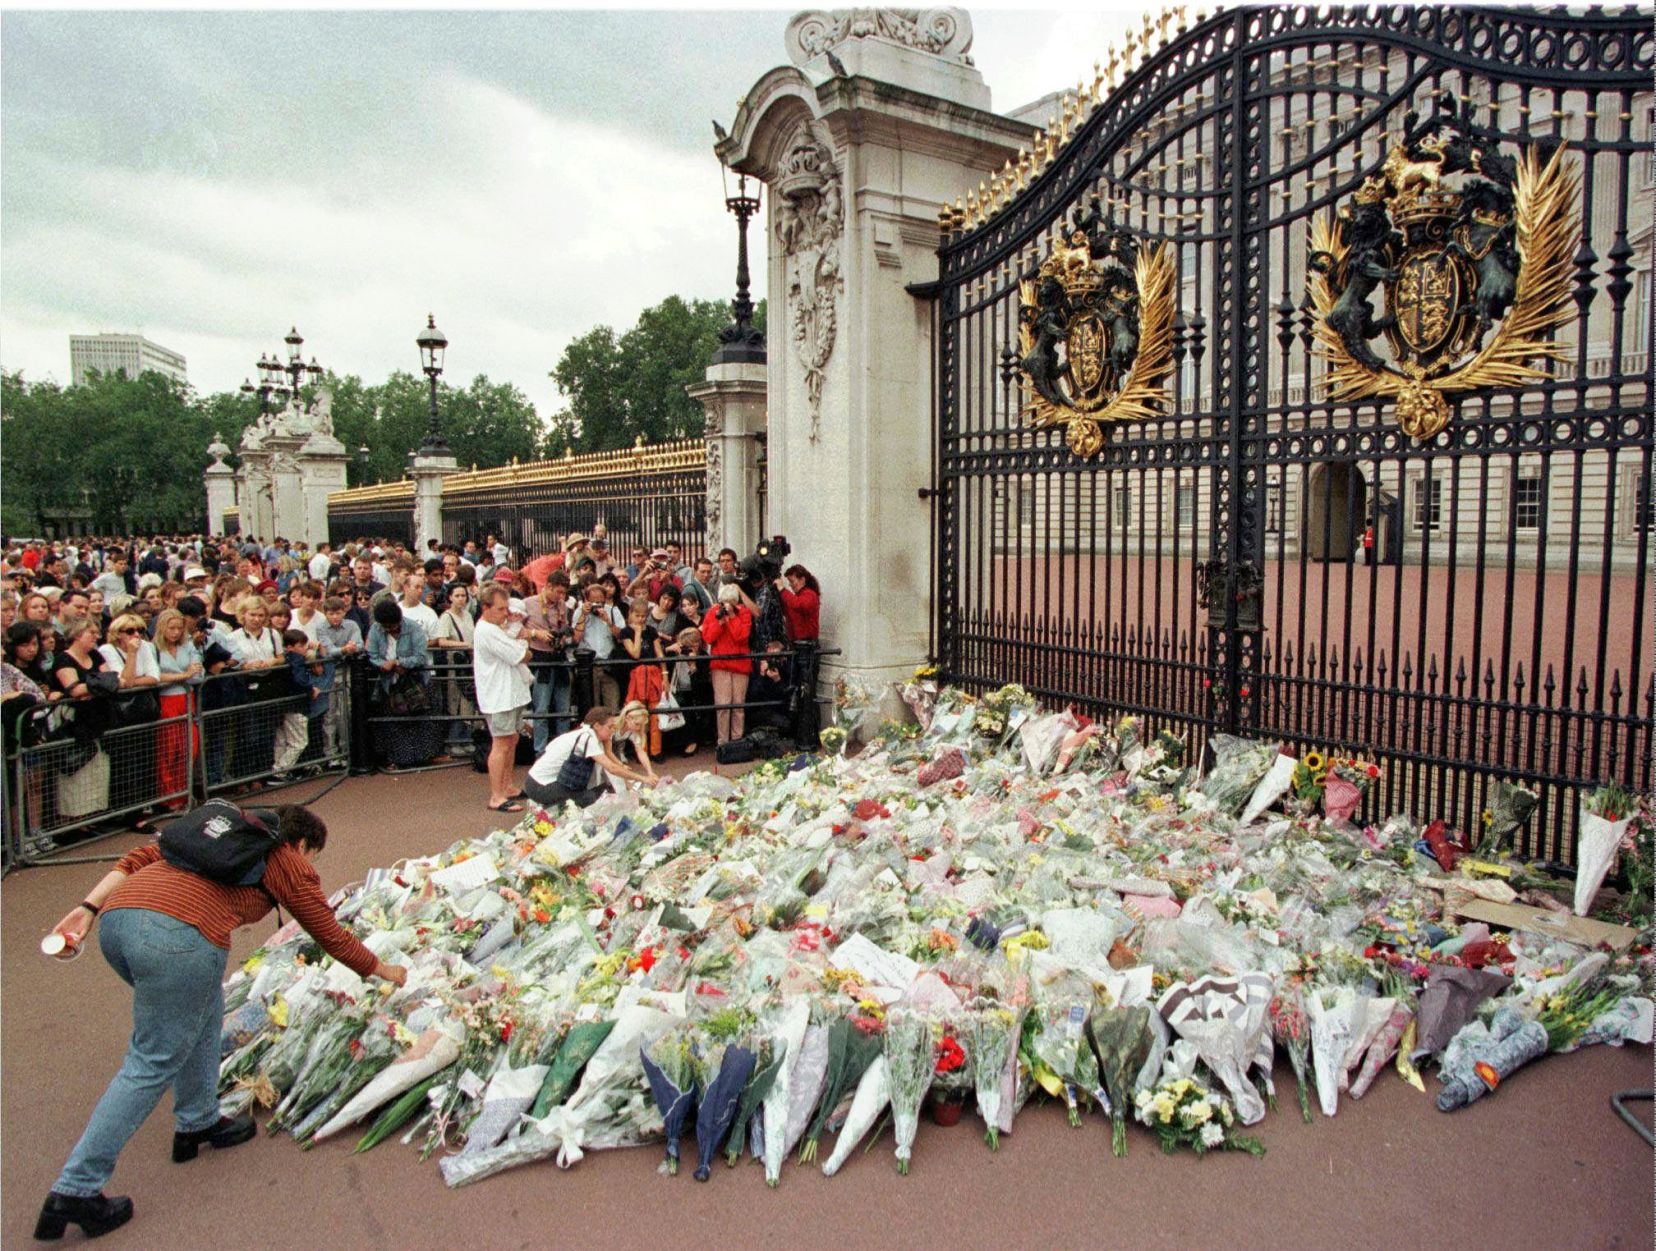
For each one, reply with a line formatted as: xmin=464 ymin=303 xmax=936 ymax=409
xmin=3 ymin=761 xmax=1652 ymax=1251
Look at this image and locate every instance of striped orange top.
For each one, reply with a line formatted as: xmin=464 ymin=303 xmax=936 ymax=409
xmin=105 ymin=842 xmax=379 ymax=978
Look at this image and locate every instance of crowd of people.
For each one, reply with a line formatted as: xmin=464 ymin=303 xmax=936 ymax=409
xmin=0 ymin=526 xmax=825 ymax=845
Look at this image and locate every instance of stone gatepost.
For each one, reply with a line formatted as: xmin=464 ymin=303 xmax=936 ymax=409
xmin=717 ymin=7 xmax=1030 ymax=688
xmin=204 ymin=434 xmax=237 ymax=536
xmin=410 ymin=451 xmax=459 ymax=553
xmin=688 ymin=363 xmax=768 ymax=558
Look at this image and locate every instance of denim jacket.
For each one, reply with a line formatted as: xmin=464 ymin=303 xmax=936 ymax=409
xmin=366 ymin=619 xmax=430 ymax=691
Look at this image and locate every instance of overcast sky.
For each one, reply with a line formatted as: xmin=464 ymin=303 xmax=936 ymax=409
xmin=1 ymin=5 xmax=1138 ymax=417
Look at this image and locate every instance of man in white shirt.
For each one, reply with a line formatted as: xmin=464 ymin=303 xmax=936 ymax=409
xmin=572 ymin=582 xmax=625 ymax=711
xmin=397 ymin=568 xmax=439 ymax=635
xmin=473 ymin=582 xmax=558 ymax=813
xmin=308 ymin=542 xmax=334 ymax=582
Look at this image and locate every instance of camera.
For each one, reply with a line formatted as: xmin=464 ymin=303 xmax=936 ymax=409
xmin=741 ymin=535 xmax=791 ymax=589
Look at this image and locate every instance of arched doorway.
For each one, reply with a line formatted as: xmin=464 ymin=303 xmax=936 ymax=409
xmin=1303 ymin=463 xmax=1367 ymax=562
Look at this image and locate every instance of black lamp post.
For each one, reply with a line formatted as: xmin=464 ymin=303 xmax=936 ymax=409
xmin=241 ymin=327 xmax=323 ymax=415
xmin=714 ymin=162 xmax=766 ymax=364
xmin=354 ymin=443 xmax=371 ymax=486
xmin=416 ymin=314 xmax=450 ymax=455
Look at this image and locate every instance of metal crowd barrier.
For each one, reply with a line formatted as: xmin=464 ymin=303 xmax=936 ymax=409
xmin=3 ymin=638 xmax=831 ymax=872
xmin=3 ymin=665 xmax=354 ymax=871
xmin=358 ymin=640 xmax=836 ymax=765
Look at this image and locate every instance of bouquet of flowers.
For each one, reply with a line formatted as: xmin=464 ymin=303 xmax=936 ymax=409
xmin=1087 ymin=1003 xmax=1154 ymax=1156
xmin=1267 ymin=992 xmax=1313 ymax=1123
xmin=1534 ymin=977 xmax=1624 ymax=1052
xmin=964 ymin=1002 xmax=1023 ymax=1149
xmin=1323 ymin=757 xmax=1381 ymax=823
xmin=640 ymin=1030 xmax=698 ymax=1174
xmin=1027 ymin=1002 xmax=1101 ymax=1127
xmin=1475 ymin=780 xmax=1539 ymax=858
xmin=1133 ymin=1077 xmax=1264 ymax=1157
xmin=1576 ymin=781 xmax=1636 ymax=916
xmin=1305 ymin=983 xmax=1357 ymax=1118
xmin=883 ymin=1009 xmax=937 ymax=1175
xmin=1196 ymin=735 xmax=1280 ymax=815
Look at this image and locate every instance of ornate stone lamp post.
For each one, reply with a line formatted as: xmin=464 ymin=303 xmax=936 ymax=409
xmin=410 ymin=314 xmax=458 ymax=551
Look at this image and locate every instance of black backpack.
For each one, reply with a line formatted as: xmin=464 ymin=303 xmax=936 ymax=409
xmin=157 ymin=799 xmax=284 ymax=887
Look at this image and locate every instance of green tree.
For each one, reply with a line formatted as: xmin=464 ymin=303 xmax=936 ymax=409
xmin=546 ymin=296 xmax=765 ymax=454
xmin=548 ymin=326 xmax=626 ymax=456
xmin=1 ymin=368 xmax=258 ymax=535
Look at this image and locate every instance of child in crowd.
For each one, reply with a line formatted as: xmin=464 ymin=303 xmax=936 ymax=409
xmin=314 ymin=596 xmax=361 ymax=757
xmin=271 ymin=629 xmax=325 ymax=780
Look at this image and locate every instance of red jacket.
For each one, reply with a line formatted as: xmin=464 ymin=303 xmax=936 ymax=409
xmin=782 ymin=586 xmax=820 ymax=641
xmin=700 ymin=604 xmax=753 ymax=673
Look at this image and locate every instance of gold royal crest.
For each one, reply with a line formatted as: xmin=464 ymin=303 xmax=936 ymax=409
xmin=1016 ymin=197 xmax=1176 ymax=458
xmin=1308 ymin=90 xmax=1578 ymax=441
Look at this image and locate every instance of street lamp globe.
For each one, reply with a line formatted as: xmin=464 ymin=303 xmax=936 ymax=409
xmin=417 ymin=314 xmax=448 ymax=378
xmin=285 ymin=326 xmax=304 ymax=363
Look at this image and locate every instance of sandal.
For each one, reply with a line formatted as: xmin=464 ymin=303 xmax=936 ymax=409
xmin=681 ymin=743 xmax=698 ymax=756
xmin=486 ymin=800 xmax=525 ymax=813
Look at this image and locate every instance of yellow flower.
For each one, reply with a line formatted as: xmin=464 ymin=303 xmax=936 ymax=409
xmin=1302 ymin=751 xmax=1326 ymax=773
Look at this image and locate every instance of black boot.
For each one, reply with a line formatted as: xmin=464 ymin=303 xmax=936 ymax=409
xmin=33 ymin=1192 xmax=134 ymax=1240
xmin=172 ymin=1112 xmax=256 ymax=1162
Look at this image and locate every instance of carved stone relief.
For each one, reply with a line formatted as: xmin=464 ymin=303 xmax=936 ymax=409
xmin=774 ymin=119 xmax=844 ymax=442
xmin=785 ymin=8 xmax=974 ymax=66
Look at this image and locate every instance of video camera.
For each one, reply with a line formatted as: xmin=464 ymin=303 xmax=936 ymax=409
xmin=747 ymin=535 xmax=791 ymax=582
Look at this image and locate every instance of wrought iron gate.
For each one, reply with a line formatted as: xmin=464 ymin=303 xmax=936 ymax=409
xmin=929 ymin=6 xmax=1653 ymax=863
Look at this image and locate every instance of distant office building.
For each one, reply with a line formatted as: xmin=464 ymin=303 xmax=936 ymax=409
xmin=69 ymin=333 xmax=187 ymax=386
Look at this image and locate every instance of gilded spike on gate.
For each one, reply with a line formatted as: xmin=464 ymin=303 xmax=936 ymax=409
xmin=1105 ymin=47 xmax=1120 ymax=87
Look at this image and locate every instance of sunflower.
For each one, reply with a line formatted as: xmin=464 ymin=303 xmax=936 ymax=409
xmin=1302 ymin=750 xmax=1326 ymax=772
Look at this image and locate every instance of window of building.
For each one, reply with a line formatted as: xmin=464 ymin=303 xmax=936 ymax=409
xmin=1175 ymin=480 xmax=1197 ymax=528
xmin=1413 ymin=475 xmax=1442 ymax=532
xmin=1113 ymin=484 xmax=1131 ymax=529
xmin=1636 ymin=473 xmax=1655 ymax=533
xmin=1018 ymin=480 xmax=1035 ymax=527
xmin=1513 ymin=472 xmax=1544 ymax=531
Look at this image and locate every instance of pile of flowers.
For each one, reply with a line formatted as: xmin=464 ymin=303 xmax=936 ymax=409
xmin=214 ymin=683 xmax=1654 ymax=1187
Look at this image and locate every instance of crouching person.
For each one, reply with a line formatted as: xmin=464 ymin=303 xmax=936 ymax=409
xmin=522 ymin=707 xmax=653 ymax=810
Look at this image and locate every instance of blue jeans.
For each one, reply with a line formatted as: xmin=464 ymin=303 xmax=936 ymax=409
xmin=530 ymin=658 xmax=572 ymax=754
xmin=54 ymin=909 xmax=227 ymax=1197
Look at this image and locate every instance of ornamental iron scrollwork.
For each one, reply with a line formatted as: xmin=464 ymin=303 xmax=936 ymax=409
xmin=1014 ymin=196 xmax=1176 ymax=458
xmin=1307 ymin=90 xmax=1578 ymax=442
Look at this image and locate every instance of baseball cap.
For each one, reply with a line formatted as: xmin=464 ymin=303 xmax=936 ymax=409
xmin=650 ymin=548 xmax=669 ymax=560
xmin=493 ymin=566 xmax=516 ymax=582
xmin=183 ymin=566 xmax=208 ymax=581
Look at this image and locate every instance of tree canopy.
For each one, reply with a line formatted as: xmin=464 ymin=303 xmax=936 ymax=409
xmin=546 ymin=295 xmax=764 ymax=454
xmin=1 ymin=367 xmax=543 ymax=536
xmin=1 ymin=293 xmax=750 ymax=536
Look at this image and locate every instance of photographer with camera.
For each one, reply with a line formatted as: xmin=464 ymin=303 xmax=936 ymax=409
xmin=699 ymin=582 xmax=753 ymax=746
xmin=523 ymin=570 xmax=576 ymax=751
